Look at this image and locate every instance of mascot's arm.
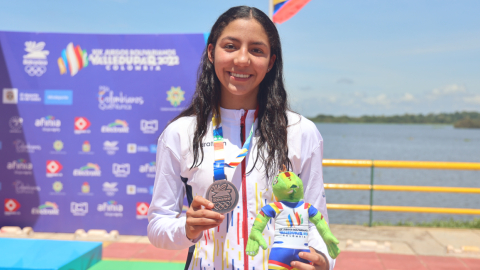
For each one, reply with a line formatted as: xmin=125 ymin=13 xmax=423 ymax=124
xmin=310 ymin=213 xmax=341 ymax=259
xmin=246 ymin=213 xmax=270 ymax=256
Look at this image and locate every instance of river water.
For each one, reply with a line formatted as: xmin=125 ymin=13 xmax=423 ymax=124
xmin=316 ymin=123 xmax=480 ymax=225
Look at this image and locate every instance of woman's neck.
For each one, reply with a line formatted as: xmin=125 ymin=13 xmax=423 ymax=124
xmin=220 ymin=89 xmax=259 ymax=110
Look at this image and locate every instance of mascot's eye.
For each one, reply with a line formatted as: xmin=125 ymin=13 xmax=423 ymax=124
xmin=273 ymin=177 xmax=278 ymax=185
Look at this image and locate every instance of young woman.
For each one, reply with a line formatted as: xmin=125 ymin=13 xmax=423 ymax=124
xmin=148 ymin=6 xmax=335 ymax=270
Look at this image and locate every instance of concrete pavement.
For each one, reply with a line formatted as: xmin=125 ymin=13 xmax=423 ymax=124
xmin=2 ymin=224 xmax=480 ymax=269
xmin=331 ymin=224 xmax=480 ymax=259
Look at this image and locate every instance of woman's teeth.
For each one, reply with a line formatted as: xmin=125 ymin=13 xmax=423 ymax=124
xmin=230 ymin=72 xmax=250 ymax=78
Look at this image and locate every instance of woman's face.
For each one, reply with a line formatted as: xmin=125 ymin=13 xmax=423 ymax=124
xmin=208 ymin=18 xmax=276 ymax=107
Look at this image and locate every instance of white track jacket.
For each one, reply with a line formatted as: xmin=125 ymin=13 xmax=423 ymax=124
xmin=148 ymin=108 xmax=336 ymax=270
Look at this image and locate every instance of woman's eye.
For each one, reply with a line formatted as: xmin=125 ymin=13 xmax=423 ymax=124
xmin=252 ymin=48 xmax=264 ymax=54
xmin=224 ymin=44 xmax=235 ymax=49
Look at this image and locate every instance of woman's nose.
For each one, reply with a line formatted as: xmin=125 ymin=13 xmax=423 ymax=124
xmin=234 ymin=48 xmax=250 ymax=66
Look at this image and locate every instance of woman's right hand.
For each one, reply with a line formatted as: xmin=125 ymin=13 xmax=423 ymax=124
xmin=185 ymin=195 xmax=225 ymax=240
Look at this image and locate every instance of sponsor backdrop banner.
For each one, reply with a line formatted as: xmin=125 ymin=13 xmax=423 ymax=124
xmin=0 ymin=31 xmax=204 ymax=235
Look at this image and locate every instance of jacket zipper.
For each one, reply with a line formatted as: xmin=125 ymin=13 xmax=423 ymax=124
xmin=240 ymin=110 xmax=249 ymax=270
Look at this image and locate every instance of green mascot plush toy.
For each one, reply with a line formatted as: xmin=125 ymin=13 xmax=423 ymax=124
xmin=246 ymin=166 xmax=340 ymax=269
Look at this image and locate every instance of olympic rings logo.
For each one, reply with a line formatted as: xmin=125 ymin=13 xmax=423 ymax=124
xmin=214 ymin=201 xmax=232 ymax=211
xmin=24 ymin=65 xmax=46 ymax=76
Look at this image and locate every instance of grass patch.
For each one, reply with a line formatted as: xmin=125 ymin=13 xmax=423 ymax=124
xmin=365 ymin=218 xmax=480 ymax=229
xmin=89 ymin=260 xmax=185 ymax=270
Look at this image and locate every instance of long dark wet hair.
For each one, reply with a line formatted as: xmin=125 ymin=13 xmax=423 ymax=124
xmin=170 ymin=6 xmax=292 ymax=180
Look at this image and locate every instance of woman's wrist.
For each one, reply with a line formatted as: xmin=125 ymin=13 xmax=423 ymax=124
xmin=311 ymin=246 xmax=330 ymax=270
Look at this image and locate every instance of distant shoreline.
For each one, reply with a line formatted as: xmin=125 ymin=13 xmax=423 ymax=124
xmin=308 ymin=111 xmax=480 ymax=129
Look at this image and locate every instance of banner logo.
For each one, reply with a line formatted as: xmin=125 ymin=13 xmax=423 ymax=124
xmin=3 ymin=88 xmax=18 ymax=104
xmin=9 ymin=116 xmax=23 ymax=133
xmin=127 ymin=185 xmax=136 ymax=195
xmin=140 ymin=120 xmax=158 ymax=134
xmin=103 ymin=140 xmax=119 ymax=155
xmin=127 ymin=143 xmax=137 ymax=153
xmin=52 ymin=181 xmax=63 ymax=193
xmin=127 ymin=143 xmax=150 ymax=153
xmin=35 ymin=115 xmax=61 ymax=132
xmin=19 ymin=91 xmax=41 ymax=103
xmin=136 ymin=202 xmax=149 ymax=219
xmin=7 ymin=159 xmax=33 ymax=175
xmin=13 ymin=139 xmax=41 ymax=153
xmin=88 ymin=48 xmax=179 ymax=72
xmin=81 ymin=141 xmax=92 ymax=153
xmin=103 ymin=182 xmax=118 ymax=196
xmin=44 ymin=90 xmax=73 ymax=105
xmin=81 ymin=182 xmax=91 ymax=194
xmin=23 ymin=41 xmax=49 ymax=76
xmin=98 ymin=86 xmax=144 ymax=110
xmin=71 ymin=202 xmax=88 ymax=216
xmin=58 ymin=42 xmax=88 ymax=76
xmin=73 ymin=163 xmax=101 ymax=177
xmin=101 ymin=119 xmax=129 ymax=133
xmin=5 ymin=199 xmax=21 ymax=215
xmin=46 ymin=160 xmax=63 ymax=177
xmin=31 ymin=202 xmax=59 ymax=215
xmin=51 ymin=140 xmax=66 ymax=155
xmin=112 ymin=163 xmax=130 ymax=177
xmin=139 ymin=162 xmax=156 ymax=178
xmin=97 ymin=200 xmax=123 ymax=217
xmin=150 ymin=144 xmax=157 ymax=153
xmin=74 ymin=117 xmax=91 ymax=134
xmin=13 ymin=180 xmax=41 ymax=194
xmin=127 ymin=185 xmax=149 ymax=195
xmin=166 ymin=86 xmax=185 ymax=107
xmin=53 ymin=140 xmax=64 ymax=152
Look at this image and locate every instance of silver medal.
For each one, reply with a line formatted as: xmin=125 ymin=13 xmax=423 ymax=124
xmin=206 ymin=180 xmax=239 ymax=214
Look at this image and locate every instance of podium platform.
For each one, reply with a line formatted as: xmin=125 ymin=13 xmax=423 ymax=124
xmin=0 ymin=238 xmax=102 ymax=270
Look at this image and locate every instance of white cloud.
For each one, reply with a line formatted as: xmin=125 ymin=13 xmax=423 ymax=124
xmin=399 ymin=93 xmax=416 ymax=102
xmin=463 ymin=95 xmax=480 ymax=105
xmin=354 ymin=91 xmax=364 ymax=98
xmin=363 ymin=94 xmax=390 ymax=106
xmin=328 ymin=96 xmax=337 ymax=103
xmin=429 ymin=84 xmax=466 ymax=99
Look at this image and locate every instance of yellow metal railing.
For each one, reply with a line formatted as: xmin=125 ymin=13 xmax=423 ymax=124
xmin=321 ymin=159 xmax=480 ymax=226
xmin=324 ymin=184 xmax=480 ymax=194
xmin=323 ymin=159 xmax=480 ymax=170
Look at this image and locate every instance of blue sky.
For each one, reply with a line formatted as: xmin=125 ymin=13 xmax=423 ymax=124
xmin=1 ymin=0 xmax=479 ymax=117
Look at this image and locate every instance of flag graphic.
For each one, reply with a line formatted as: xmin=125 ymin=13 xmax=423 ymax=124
xmin=272 ymin=0 xmax=311 ymax=24
xmin=58 ymin=42 xmax=89 ymax=76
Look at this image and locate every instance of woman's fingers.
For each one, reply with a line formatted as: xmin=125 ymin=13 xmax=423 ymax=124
xmin=292 ymin=249 xmax=328 ymax=270
xmin=188 ymin=208 xmax=224 ymax=220
xmin=186 ymin=216 xmax=224 ymax=226
xmin=190 ymin=195 xmax=214 ymax=211
xmin=298 ymin=251 xmax=319 ymax=262
xmin=291 ymin=261 xmax=315 ymax=270
xmin=187 ymin=196 xmax=224 ymax=221
xmin=185 ymin=195 xmax=225 ymax=240
xmin=189 ymin=224 xmax=222 ymax=232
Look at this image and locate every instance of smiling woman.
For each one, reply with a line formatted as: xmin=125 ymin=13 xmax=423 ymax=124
xmin=208 ymin=18 xmax=276 ymax=110
xmin=147 ymin=6 xmax=335 ymax=270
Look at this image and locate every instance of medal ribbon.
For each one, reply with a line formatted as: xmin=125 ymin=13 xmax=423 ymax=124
xmin=212 ymin=109 xmax=258 ymax=181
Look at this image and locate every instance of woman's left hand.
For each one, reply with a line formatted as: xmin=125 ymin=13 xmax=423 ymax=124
xmin=291 ymin=247 xmax=329 ymax=270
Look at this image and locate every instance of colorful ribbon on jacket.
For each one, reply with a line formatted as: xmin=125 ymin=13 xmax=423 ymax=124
xmin=212 ymin=109 xmax=258 ymax=181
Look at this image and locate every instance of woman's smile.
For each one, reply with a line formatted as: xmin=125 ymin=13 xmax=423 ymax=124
xmin=229 ymin=71 xmax=252 ymax=80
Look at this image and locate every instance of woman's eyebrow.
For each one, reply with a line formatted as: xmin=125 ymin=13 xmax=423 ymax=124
xmin=221 ymin=36 xmax=240 ymax=42
xmin=251 ymin=41 xmax=267 ymax=47
xmin=220 ymin=36 xmax=268 ymax=47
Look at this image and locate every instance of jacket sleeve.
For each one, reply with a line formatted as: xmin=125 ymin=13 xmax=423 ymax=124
xmin=300 ymin=123 xmax=336 ymax=270
xmin=147 ymin=136 xmax=198 ymax=250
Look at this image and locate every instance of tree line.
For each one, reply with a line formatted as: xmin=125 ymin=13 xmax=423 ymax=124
xmin=308 ymin=111 xmax=480 ymax=128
